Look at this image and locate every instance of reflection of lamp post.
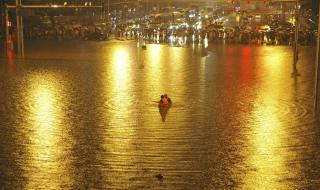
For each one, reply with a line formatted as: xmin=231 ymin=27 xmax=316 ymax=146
xmin=292 ymin=0 xmax=299 ymax=76
xmin=314 ymin=0 xmax=320 ymax=111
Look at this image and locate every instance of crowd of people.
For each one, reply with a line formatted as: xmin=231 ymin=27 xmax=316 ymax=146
xmin=22 ymin=22 xmax=111 ymax=41
xmin=207 ymin=27 xmax=316 ymax=45
xmin=114 ymin=24 xmax=317 ymax=46
xmin=113 ymin=8 xmax=317 ymax=46
xmin=22 ymin=20 xmax=315 ymax=46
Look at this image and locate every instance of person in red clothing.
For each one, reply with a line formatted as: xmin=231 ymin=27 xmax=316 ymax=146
xmin=162 ymin=95 xmax=169 ymax=105
xmin=164 ymin=94 xmax=171 ymax=104
xmin=159 ymin=94 xmax=172 ymax=106
xmin=159 ymin=94 xmax=171 ymax=121
xmin=159 ymin=95 xmax=167 ymax=105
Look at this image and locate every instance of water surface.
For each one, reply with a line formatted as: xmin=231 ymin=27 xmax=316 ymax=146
xmin=0 ymin=40 xmax=320 ymax=189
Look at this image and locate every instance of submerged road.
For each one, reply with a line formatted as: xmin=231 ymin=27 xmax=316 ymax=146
xmin=0 ymin=40 xmax=320 ymax=189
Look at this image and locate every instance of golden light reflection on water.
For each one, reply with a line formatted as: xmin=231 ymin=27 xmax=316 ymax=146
xmin=199 ymin=56 xmax=207 ymax=101
xmin=107 ymin=45 xmax=134 ymax=148
xmin=34 ymin=85 xmax=55 ymax=128
xmin=145 ymin=45 xmax=188 ymax=104
xmin=113 ymin=47 xmax=129 ymax=88
xmin=102 ymin=45 xmax=140 ymax=187
xmin=263 ymin=52 xmax=285 ymax=75
xmin=168 ymin=47 xmax=188 ymax=95
xmin=243 ymin=50 xmax=292 ymax=189
xmin=246 ymin=100 xmax=285 ymax=189
xmin=25 ymin=73 xmax=67 ymax=189
xmin=146 ymin=44 xmax=164 ymax=93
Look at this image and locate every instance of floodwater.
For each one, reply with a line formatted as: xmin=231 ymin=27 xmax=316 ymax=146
xmin=0 ymin=40 xmax=320 ymax=190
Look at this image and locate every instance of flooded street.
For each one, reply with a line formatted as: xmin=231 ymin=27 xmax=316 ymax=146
xmin=0 ymin=40 xmax=320 ymax=189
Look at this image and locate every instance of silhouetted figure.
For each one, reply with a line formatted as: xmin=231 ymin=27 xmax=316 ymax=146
xmin=155 ymin=174 xmax=164 ymax=183
xmin=159 ymin=94 xmax=172 ymax=122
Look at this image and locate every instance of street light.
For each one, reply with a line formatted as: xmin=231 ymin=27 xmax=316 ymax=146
xmin=15 ymin=0 xmax=24 ymax=57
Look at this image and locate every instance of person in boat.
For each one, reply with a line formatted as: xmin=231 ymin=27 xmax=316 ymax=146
xmin=159 ymin=95 xmax=164 ymax=103
xmin=159 ymin=94 xmax=171 ymax=106
xmin=164 ymin=94 xmax=172 ymax=104
xmin=159 ymin=94 xmax=172 ymax=121
xmin=159 ymin=95 xmax=168 ymax=105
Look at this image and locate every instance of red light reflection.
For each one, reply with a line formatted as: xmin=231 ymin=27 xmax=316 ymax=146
xmin=225 ymin=47 xmax=235 ymax=89
xmin=240 ymin=46 xmax=252 ymax=84
xmin=8 ymin=49 xmax=14 ymax=65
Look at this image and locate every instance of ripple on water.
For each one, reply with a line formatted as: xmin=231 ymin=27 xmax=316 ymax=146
xmin=1 ymin=42 xmax=320 ymax=190
xmin=253 ymin=97 xmax=314 ymax=127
